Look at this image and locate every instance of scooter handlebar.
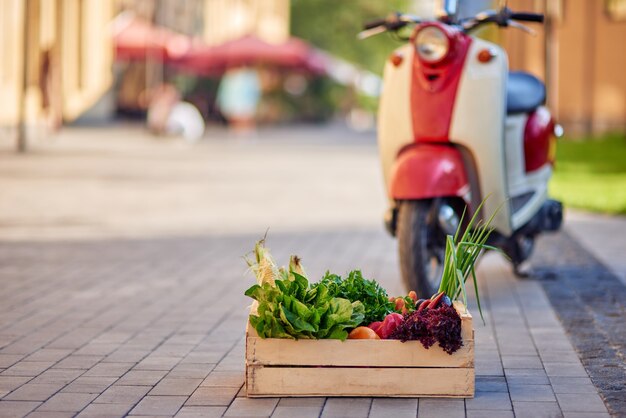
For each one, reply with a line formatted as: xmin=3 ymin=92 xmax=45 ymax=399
xmin=363 ymin=18 xmax=387 ymax=30
xmin=510 ymin=12 xmax=544 ymax=23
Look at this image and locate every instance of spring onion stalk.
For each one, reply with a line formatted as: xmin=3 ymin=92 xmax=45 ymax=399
xmin=437 ymin=198 xmax=504 ymax=324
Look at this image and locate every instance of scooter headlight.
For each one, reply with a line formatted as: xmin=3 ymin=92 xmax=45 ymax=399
xmin=415 ymin=26 xmax=450 ymax=63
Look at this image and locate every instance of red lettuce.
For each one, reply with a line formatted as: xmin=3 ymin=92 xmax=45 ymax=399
xmin=390 ymin=304 xmax=462 ymax=354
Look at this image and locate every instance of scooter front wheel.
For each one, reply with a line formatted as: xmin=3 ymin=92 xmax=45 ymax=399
xmin=397 ymin=200 xmax=446 ymax=298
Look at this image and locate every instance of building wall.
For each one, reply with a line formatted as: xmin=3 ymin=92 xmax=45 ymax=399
xmin=0 ymin=0 xmax=115 ymax=132
xmin=504 ymin=0 xmax=626 ymax=136
xmin=203 ymin=0 xmax=289 ymax=45
xmin=0 ymin=2 xmax=26 ymax=126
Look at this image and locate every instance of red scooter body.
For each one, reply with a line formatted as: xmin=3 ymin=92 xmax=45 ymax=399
xmin=364 ymin=8 xmax=563 ymax=295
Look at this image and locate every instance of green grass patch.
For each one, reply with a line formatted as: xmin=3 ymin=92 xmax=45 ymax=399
xmin=549 ymin=133 xmax=626 ymax=215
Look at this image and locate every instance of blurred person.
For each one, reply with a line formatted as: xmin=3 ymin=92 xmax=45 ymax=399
xmin=39 ymin=49 xmax=62 ymax=131
xmin=216 ymin=68 xmax=261 ymax=133
xmin=147 ymin=84 xmax=205 ymax=142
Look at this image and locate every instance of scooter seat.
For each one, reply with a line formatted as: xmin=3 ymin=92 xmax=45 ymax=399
xmin=507 ymin=72 xmax=546 ymax=114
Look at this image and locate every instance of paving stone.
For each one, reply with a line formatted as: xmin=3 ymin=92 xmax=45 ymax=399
xmin=369 ymin=398 xmax=417 ymax=418
xmin=24 ymin=350 xmax=72 ymax=363
xmin=29 ymin=369 xmax=83 ymax=385
xmin=0 ymin=400 xmax=41 ymax=417
xmin=0 ymin=376 xmax=32 ymax=398
xmin=36 ymin=393 xmax=98 ymax=412
xmin=134 ymin=357 xmax=182 ymax=371
xmin=271 ymin=406 xmax=322 ymax=418
xmin=505 ymin=368 xmax=550 ymax=385
xmin=476 ymin=376 xmax=508 ymax=392
xmin=61 ymin=377 xmax=116 ymax=394
xmin=562 ymin=413 xmax=610 ymax=418
xmin=116 ymin=370 xmax=168 ymax=386
xmin=475 ymin=358 xmax=504 ymax=376
xmin=200 ymin=371 xmax=244 ymax=388
xmin=277 ymin=398 xmax=325 ymax=408
xmin=149 ymin=378 xmax=202 ymax=396
xmin=174 ymin=406 xmax=227 ymax=418
xmin=549 ymin=377 xmax=598 ymax=394
xmin=501 ymin=355 xmax=543 ymax=369
xmin=0 ymin=355 xmax=24 ymax=369
xmin=74 ymin=344 xmax=119 ymax=357
xmin=26 ymin=412 xmax=75 ymax=418
xmin=543 ymin=362 xmax=589 ymax=378
xmin=466 ymin=411 xmax=514 ymax=418
xmin=52 ymin=356 xmax=102 ymax=370
xmin=513 ymin=401 xmax=563 ymax=418
xmin=186 ymin=386 xmax=240 ymax=406
xmin=2 ymin=362 xmax=55 ymax=377
xmin=83 ymin=363 xmax=133 ymax=378
xmin=224 ymin=398 xmax=279 ymax=417
xmin=166 ymin=363 xmax=215 ymax=379
xmin=103 ymin=350 xmax=147 ymax=363
xmin=417 ymin=399 xmax=465 ymax=418
xmin=465 ymin=391 xmax=512 ymax=410
xmin=77 ymin=403 xmax=133 ymax=417
xmin=130 ymin=396 xmax=187 ymax=416
xmin=94 ymin=385 xmax=151 ymax=404
xmin=508 ymin=384 xmax=556 ymax=402
xmin=3 ymin=384 xmax=64 ymax=401
xmin=555 ymin=393 xmax=608 ymax=413
xmin=538 ymin=351 xmax=582 ymax=364
xmin=321 ymin=398 xmax=371 ymax=418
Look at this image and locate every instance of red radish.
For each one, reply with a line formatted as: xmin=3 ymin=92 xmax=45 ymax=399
xmin=417 ymin=299 xmax=431 ymax=312
xmin=368 ymin=321 xmax=383 ymax=336
xmin=430 ymin=292 xmax=445 ymax=309
xmin=380 ymin=313 xmax=404 ymax=339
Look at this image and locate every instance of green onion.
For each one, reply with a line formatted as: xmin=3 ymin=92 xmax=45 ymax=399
xmin=437 ymin=198 xmax=504 ymax=324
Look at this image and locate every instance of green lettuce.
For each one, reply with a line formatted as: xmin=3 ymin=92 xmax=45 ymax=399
xmin=245 ymin=271 xmax=364 ymax=340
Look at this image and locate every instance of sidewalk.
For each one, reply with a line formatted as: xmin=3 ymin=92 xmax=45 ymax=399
xmin=0 ymin=125 xmax=613 ymax=417
xmin=565 ymin=210 xmax=626 ymax=286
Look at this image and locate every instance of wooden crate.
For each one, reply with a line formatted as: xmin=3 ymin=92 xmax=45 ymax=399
xmin=245 ymin=302 xmax=474 ymax=398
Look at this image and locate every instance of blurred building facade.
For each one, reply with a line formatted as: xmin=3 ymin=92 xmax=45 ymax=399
xmin=0 ymin=1 xmax=114 ymax=142
xmin=203 ymin=0 xmax=289 ymax=45
xmin=1 ymin=0 xmax=289 ymax=149
xmin=504 ymin=0 xmax=626 ymax=136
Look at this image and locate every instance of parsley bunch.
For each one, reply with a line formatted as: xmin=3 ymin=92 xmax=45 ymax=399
xmin=316 ymin=270 xmax=395 ymax=324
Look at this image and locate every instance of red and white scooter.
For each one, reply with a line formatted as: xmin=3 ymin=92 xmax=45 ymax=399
xmin=361 ymin=3 xmax=563 ymax=296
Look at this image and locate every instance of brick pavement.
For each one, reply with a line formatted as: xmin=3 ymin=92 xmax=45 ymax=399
xmin=0 ymin=126 xmax=612 ymax=417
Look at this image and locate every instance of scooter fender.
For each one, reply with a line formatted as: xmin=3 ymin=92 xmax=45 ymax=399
xmin=389 ymin=144 xmax=470 ymax=201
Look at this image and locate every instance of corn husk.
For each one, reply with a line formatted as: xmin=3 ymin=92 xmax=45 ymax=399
xmin=245 ymin=240 xmax=308 ymax=286
xmin=246 ymin=240 xmax=279 ymax=286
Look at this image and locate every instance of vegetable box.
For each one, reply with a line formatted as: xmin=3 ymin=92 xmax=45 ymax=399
xmin=245 ymin=301 xmax=474 ymax=398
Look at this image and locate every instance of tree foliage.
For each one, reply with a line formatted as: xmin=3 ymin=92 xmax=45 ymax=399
xmin=290 ymin=0 xmax=412 ymax=75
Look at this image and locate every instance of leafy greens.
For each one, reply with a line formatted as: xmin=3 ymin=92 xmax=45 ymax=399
xmin=317 ymin=270 xmax=395 ymax=324
xmin=245 ymin=270 xmax=365 ymax=341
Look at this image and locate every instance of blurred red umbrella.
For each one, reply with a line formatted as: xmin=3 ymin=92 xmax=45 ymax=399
xmin=113 ymin=15 xmax=191 ymax=61
xmin=173 ymin=35 xmax=328 ymax=76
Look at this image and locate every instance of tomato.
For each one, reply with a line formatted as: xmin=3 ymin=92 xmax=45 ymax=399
xmin=408 ymin=291 xmax=418 ymax=302
xmin=348 ymin=326 xmax=380 ymax=339
xmin=380 ymin=313 xmax=404 ymax=339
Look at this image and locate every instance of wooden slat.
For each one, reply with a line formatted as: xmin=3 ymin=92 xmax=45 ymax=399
xmin=246 ymin=302 xmax=473 ymax=368
xmin=247 ymin=366 xmax=475 ymax=398
xmin=247 ymin=334 xmax=474 ymax=367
